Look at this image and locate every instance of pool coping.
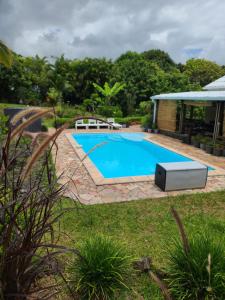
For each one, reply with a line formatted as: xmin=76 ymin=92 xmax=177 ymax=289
xmin=65 ymin=132 xmax=225 ymax=186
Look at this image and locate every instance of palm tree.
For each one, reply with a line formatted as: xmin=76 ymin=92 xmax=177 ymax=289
xmin=0 ymin=40 xmax=13 ymax=68
xmin=93 ymin=82 xmax=125 ymax=105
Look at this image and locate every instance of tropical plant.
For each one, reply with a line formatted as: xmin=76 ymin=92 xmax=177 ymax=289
xmin=68 ymin=235 xmax=131 ymax=300
xmin=139 ymin=101 xmax=152 ymax=115
xmin=0 ymin=108 xmax=77 ymax=299
xmin=93 ymin=81 xmax=125 ymax=106
xmin=0 ymin=40 xmax=13 ymax=67
xmin=47 ymin=87 xmax=63 ymax=105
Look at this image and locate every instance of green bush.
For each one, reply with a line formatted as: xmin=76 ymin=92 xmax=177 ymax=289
xmin=97 ymin=105 xmax=123 ymax=118
xmin=166 ymin=234 xmax=225 ymax=300
xmin=0 ymin=114 xmax=9 ymax=136
xmin=54 ymin=117 xmax=75 ymax=128
xmin=41 ymin=124 xmax=48 ymax=132
xmin=116 ymin=116 xmax=142 ymax=125
xmin=69 ymin=235 xmax=131 ymax=300
xmin=141 ymin=114 xmax=152 ymax=129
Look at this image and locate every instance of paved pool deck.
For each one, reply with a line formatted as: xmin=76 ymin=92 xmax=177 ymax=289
xmin=51 ymin=126 xmax=225 ymax=204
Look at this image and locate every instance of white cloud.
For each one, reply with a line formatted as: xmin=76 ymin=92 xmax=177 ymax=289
xmin=1 ymin=0 xmax=225 ymax=63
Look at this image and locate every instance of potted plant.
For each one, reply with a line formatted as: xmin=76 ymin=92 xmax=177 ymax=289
xmin=212 ymin=143 xmax=223 ymax=156
xmin=205 ymin=140 xmax=213 ymax=154
xmin=141 ymin=114 xmax=152 ymax=132
xmin=222 ymin=148 xmax=225 ymax=157
xmin=152 ymin=123 xmax=159 ymax=134
xmin=181 ymin=134 xmax=191 ymax=144
xmin=191 ymin=135 xmax=201 ymax=148
xmin=199 ymin=136 xmax=208 ymax=150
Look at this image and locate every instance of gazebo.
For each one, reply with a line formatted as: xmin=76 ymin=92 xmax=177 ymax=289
xmin=151 ymin=76 xmax=225 ymax=142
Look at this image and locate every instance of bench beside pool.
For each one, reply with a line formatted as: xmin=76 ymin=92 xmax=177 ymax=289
xmin=75 ymin=118 xmax=122 ymax=130
xmin=155 ymin=161 xmax=208 ymax=191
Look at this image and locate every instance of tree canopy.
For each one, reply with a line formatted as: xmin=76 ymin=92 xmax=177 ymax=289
xmin=184 ymin=58 xmax=224 ymax=87
xmin=0 ymin=48 xmax=224 ymax=116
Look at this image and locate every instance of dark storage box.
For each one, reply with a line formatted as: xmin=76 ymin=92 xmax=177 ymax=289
xmin=155 ymin=161 xmax=208 ymax=191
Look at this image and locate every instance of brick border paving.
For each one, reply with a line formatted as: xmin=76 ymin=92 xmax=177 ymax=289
xmin=51 ymin=126 xmax=225 ymax=204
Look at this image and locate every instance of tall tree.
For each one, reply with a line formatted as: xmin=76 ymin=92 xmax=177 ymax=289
xmin=142 ymin=49 xmax=176 ymax=71
xmin=184 ymin=58 xmax=224 ymax=87
xmin=0 ymin=40 xmax=13 ymax=68
xmin=70 ymin=58 xmax=113 ymax=104
xmin=111 ymin=55 xmax=163 ymax=115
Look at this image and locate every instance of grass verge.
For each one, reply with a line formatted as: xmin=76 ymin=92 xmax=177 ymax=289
xmin=60 ymin=190 xmax=225 ymax=299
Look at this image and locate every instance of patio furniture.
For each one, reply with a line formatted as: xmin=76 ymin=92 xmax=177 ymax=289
xmin=107 ymin=118 xmax=122 ymax=129
xmin=155 ymin=161 xmax=208 ymax=191
xmin=97 ymin=120 xmax=110 ymax=129
xmin=75 ymin=119 xmax=87 ymax=130
xmin=88 ymin=119 xmax=98 ymax=129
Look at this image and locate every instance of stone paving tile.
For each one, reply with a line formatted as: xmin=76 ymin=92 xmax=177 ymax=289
xmin=51 ymin=127 xmax=225 ymax=204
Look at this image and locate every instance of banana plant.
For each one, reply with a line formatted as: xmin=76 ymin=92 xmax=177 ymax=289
xmin=93 ymin=81 xmax=125 ymax=105
xmin=0 ymin=40 xmax=13 ymax=68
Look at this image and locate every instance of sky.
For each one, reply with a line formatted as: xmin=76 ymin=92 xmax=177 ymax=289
xmin=1 ymin=0 xmax=225 ymax=64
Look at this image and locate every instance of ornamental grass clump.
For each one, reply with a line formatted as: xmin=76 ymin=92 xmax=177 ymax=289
xmin=0 ymin=109 xmax=75 ymax=299
xmin=165 ymin=208 xmax=225 ymax=300
xmin=69 ymin=235 xmax=131 ymax=300
xmin=166 ymin=235 xmax=225 ymax=300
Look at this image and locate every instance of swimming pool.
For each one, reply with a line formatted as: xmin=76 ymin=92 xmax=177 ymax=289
xmin=71 ymin=132 xmax=207 ymax=179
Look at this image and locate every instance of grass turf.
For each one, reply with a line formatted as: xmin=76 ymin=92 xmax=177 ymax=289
xmin=60 ymin=190 xmax=225 ymax=299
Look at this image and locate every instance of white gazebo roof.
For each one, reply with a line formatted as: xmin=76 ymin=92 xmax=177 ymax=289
xmin=203 ymin=75 xmax=225 ymax=91
xmin=151 ymin=91 xmax=225 ymax=101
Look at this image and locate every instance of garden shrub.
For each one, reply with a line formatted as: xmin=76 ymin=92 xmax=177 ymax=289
xmin=54 ymin=117 xmax=74 ymax=128
xmin=97 ymin=105 xmax=123 ymax=118
xmin=116 ymin=116 xmax=142 ymax=125
xmin=141 ymin=114 xmax=152 ymax=129
xmin=69 ymin=235 xmax=131 ymax=300
xmin=166 ymin=234 xmax=225 ymax=300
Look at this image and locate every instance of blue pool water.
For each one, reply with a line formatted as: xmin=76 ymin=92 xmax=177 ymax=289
xmin=72 ymin=133 xmax=209 ymax=178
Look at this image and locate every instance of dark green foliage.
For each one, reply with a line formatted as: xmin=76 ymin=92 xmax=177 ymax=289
xmin=69 ymin=235 xmax=131 ymax=300
xmin=0 ymin=114 xmax=8 ymax=139
xmin=141 ymin=114 xmax=152 ymax=129
xmin=97 ymin=105 xmax=123 ymax=118
xmin=111 ymin=54 xmax=162 ymax=115
xmin=166 ymin=235 xmax=225 ymax=299
xmin=0 ymin=49 xmax=224 ymax=117
xmin=116 ymin=116 xmax=142 ymax=125
xmin=142 ymin=49 xmax=176 ymax=71
xmin=184 ymin=58 xmax=225 ymax=87
xmin=70 ymin=58 xmax=113 ymax=105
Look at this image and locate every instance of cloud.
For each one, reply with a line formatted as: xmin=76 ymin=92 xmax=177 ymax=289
xmin=1 ymin=0 xmax=225 ymax=63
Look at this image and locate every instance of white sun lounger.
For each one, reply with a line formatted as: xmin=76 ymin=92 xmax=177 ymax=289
xmin=107 ymin=118 xmax=122 ymax=129
xmin=75 ymin=119 xmax=87 ymax=130
xmin=87 ymin=119 xmax=98 ymax=129
xmin=97 ymin=120 xmax=110 ymax=129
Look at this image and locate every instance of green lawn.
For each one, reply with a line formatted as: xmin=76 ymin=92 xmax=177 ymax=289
xmin=0 ymin=102 xmax=26 ymax=111
xmin=61 ymin=190 xmax=225 ymax=299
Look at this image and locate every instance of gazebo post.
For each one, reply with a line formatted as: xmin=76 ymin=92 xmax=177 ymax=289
xmin=152 ymin=100 xmax=158 ymax=125
xmin=178 ymin=101 xmax=184 ymax=133
xmin=213 ymin=102 xmax=221 ymax=143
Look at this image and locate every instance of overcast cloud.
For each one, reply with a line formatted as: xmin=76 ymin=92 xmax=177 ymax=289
xmin=1 ymin=0 xmax=225 ymax=63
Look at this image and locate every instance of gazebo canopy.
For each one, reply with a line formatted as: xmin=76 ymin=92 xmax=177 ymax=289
xmin=203 ymin=75 xmax=225 ymax=91
xmin=151 ymin=91 xmax=225 ymax=101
